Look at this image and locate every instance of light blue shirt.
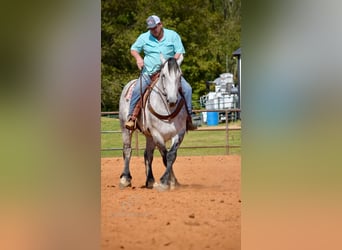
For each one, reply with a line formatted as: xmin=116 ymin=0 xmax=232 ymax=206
xmin=131 ymin=28 xmax=185 ymax=75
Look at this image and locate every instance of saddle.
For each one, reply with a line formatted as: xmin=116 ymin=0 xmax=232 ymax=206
xmin=125 ymin=73 xmax=160 ymax=121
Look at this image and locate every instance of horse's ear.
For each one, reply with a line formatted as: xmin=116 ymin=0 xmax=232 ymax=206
xmin=177 ymin=54 xmax=183 ymax=66
xmin=160 ymin=53 xmax=166 ymax=64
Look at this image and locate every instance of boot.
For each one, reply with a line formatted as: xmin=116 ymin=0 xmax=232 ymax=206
xmin=186 ymin=115 xmax=197 ymax=131
xmin=125 ymin=117 xmax=136 ymax=130
xmin=125 ymin=101 xmax=142 ymax=130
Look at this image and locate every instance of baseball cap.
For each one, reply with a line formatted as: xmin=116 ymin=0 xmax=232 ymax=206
xmin=146 ymin=15 xmax=161 ymax=29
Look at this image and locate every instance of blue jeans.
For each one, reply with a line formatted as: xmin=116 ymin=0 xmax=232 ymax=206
xmin=128 ymin=74 xmax=192 ymax=117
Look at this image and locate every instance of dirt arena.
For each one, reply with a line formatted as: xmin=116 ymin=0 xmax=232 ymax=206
xmin=101 ymin=155 xmax=241 ymax=250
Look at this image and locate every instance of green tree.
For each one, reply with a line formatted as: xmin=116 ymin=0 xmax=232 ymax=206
xmin=101 ymin=0 xmax=241 ymax=111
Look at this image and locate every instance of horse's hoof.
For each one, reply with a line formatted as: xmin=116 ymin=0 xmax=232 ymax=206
xmin=153 ymin=182 xmax=169 ymax=192
xmin=119 ymin=182 xmax=131 ymax=189
xmin=119 ymin=177 xmax=131 ymax=189
xmin=145 ymin=181 xmax=155 ymax=189
xmin=170 ymin=180 xmax=181 ymax=190
xmin=170 ymin=183 xmax=178 ymax=190
xmin=119 ymin=182 xmax=132 ymax=189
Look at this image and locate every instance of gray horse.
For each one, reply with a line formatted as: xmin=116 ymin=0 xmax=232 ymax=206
xmin=118 ymin=55 xmax=187 ymax=191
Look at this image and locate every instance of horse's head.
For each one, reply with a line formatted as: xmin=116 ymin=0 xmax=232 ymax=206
xmin=159 ymin=54 xmax=183 ymax=107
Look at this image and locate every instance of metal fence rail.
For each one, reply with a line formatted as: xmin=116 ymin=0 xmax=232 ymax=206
xmin=101 ymin=109 xmax=241 ymax=155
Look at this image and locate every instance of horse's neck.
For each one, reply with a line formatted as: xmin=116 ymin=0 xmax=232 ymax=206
xmin=150 ymin=77 xmax=160 ymax=92
xmin=141 ymin=77 xmax=160 ymax=106
xmin=148 ymin=80 xmax=168 ymax=108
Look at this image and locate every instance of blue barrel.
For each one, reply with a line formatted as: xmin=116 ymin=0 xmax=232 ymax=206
xmin=207 ymin=112 xmax=219 ymax=126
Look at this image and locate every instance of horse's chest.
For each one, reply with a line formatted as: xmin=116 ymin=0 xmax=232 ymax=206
xmin=148 ymin=125 xmax=177 ymax=141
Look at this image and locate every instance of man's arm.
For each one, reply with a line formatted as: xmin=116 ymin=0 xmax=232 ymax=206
xmin=131 ymin=50 xmax=144 ymax=70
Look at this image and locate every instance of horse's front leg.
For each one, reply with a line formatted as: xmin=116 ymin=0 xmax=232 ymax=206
xmin=119 ymin=129 xmax=133 ymax=189
xmin=158 ymin=145 xmax=180 ymax=190
xmin=144 ymin=136 xmax=156 ymax=188
xmin=158 ymin=132 xmax=185 ymax=191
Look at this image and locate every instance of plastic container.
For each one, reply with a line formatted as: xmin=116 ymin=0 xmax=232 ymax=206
xmin=207 ymin=112 xmax=219 ymax=126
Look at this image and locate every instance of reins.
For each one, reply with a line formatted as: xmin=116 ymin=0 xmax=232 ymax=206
xmin=147 ymin=96 xmax=185 ymax=121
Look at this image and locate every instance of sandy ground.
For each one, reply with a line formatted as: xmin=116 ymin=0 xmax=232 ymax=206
xmin=101 ymin=155 xmax=241 ymax=250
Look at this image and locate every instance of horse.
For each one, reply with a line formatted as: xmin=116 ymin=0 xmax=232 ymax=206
xmin=118 ymin=54 xmax=187 ymax=191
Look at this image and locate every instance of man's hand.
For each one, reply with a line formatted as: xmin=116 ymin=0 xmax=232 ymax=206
xmin=131 ymin=50 xmax=144 ymax=70
xmin=136 ymin=58 xmax=144 ymax=70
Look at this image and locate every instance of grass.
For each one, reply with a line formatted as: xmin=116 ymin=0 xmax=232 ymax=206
xmin=101 ymin=116 xmax=241 ymax=158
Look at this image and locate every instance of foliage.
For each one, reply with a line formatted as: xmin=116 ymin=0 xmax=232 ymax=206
xmin=101 ymin=0 xmax=241 ymax=111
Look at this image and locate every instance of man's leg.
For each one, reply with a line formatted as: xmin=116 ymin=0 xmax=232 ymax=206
xmin=181 ymin=77 xmax=197 ymax=130
xmin=125 ymin=75 xmax=150 ymax=130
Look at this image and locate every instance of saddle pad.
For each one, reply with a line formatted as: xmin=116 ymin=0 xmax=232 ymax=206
xmin=125 ymin=80 xmax=137 ymax=101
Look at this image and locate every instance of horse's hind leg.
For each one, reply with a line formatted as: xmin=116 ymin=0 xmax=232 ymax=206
xmin=144 ymin=136 xmax=156 ymax=188
xmin=119 ymin=129 xmax=133 ymax=189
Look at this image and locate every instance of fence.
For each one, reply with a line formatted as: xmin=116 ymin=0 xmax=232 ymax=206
xmin=101 ymin=109 xmax=241 ymax=156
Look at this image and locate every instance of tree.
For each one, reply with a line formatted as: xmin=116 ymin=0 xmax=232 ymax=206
xmin=101 ymin=0 xmax=241 ymax=111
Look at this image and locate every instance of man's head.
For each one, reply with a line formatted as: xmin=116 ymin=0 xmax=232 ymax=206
xmin=146 ymin=15 xmax=163 ymax=39
xmin=146 ymin=15 xmax=161 ymax=29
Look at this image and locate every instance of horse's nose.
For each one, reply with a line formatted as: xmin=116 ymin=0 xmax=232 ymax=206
xmin=167 ymin=99 xmax=177 ymax=107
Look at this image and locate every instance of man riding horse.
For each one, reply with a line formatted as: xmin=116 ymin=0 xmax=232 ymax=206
xmin=125 ymin=15 xmax=196 ymax=131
